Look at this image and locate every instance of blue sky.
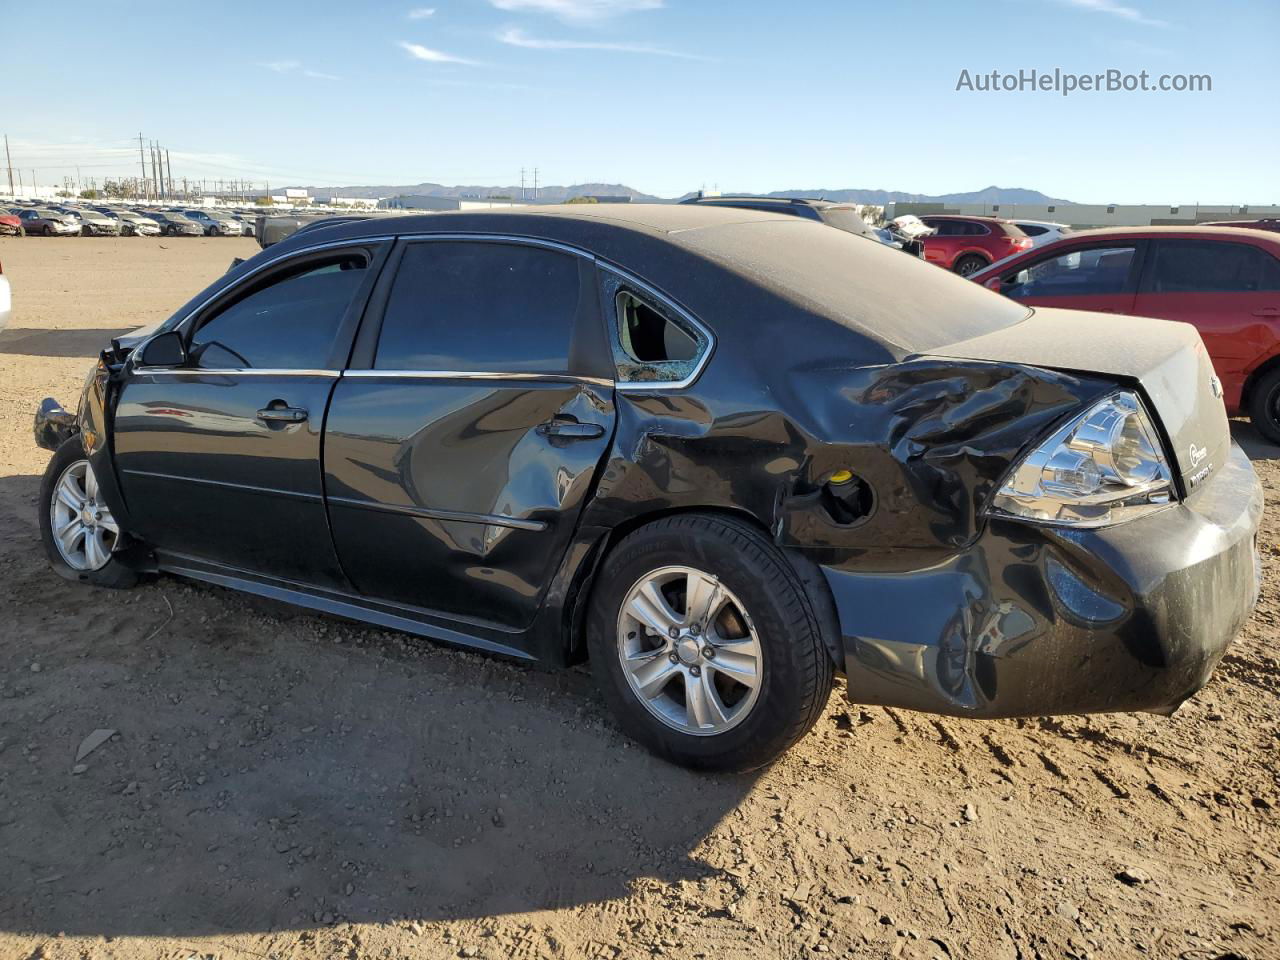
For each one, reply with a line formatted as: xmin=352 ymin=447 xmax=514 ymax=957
xmin=3 ymin=0 xmax=1276 ymax=201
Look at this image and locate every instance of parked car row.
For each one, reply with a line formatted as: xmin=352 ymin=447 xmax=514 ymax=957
xmin=0 ymin=201 xmax=257 ymax=238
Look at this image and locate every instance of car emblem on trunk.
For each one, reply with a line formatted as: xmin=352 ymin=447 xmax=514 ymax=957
xmin=1189 ymin=442 xmax=1208 ymax=468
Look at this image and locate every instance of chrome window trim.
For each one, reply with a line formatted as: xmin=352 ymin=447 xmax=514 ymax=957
xmin=171 ymin=235 xmax=397 ymax=335
xmin=598 ymin=263 xmax=716 ymax=393
xmin=344 ymin=370 xmax=612 ymax=387
xmin=395 ymin=232 xmax=597 ymax=263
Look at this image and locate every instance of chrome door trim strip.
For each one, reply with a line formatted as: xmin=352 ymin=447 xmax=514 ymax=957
xmin=133 ymin=368 xmax=341 ymax=377
xmin=121 ymin=469 xmax=323 ymax=503
xmin=327 ymin=495 xmax=547 ymax=532
xmin=342 ymin=370 xmax=612 ymax=387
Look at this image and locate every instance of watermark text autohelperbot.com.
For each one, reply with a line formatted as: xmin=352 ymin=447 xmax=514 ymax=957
xmin=956 ymin=68 xmax=1211 ymax=96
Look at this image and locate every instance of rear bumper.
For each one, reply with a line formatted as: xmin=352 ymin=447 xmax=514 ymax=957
xmin=822 ymin=440 xmax=1262 ymax=718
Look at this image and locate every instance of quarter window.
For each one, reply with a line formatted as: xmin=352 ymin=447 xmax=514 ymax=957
xmin=604 ymin=273 xmax=708 ymax=384
xmin=374 ymin=241 xmax=579 ymax=373
xmin=190 ymin=253 xmax=368 ymax=369
xmin=1146 ymin=240 xmax=1280 ymax=293
xmin=1001 ymin=244 xmax=1136 ymax=299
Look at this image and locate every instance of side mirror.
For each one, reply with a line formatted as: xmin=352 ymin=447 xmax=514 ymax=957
xmin=138 ymin=331 xmax=187 ymax=368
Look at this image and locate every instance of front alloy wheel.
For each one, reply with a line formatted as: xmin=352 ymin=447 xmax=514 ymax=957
xmin=39 ymin=436 xmax=138 ymax=588
xmin=49 ymin=459 xmax=118 ymax=571
xmin=618 ymin=565 xmax=762 ymax=735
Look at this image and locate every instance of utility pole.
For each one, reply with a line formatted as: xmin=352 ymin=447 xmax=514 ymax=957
xmin=165 ymin=149 xmax=173 ymax=199
xmin=533 ymin=167 xmax=538 ymax=202
xmin=150 ymin=142 xmax=160 ymax=200
xmin=521 ymin=168 xmax=526 ymax=201
xmin=138 ymin=133 xmax=149 ymax=199
xmin=4 ymin=134 xmax=13 ymax=197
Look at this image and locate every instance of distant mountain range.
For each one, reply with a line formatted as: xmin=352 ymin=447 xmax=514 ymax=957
xmin=285 ymin=181 xmax=1072 ymax=206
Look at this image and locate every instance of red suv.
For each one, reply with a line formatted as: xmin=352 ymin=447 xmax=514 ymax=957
xmin=917 ymin=215 xmax=1032 ymax=275
xmin=971 ymin=226 xmax=1280 ymax=440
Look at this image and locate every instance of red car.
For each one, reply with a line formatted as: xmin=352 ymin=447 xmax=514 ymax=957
xmin=0 ymin=212 xmax=23 ymax=237
xmin=1202 ymin=218 xmax=1280 ymax=234
xmin=971 ymin=226 xmax=1280 ymax=441
xmin=917 ymin=215 xmax=1032 ymax=276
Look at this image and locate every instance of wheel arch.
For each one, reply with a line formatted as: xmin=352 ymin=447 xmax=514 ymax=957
xmin=561 ymin=505 xmax=843 ymax=671
xmin=1239 ymin=349 xmax=1280 ymax=413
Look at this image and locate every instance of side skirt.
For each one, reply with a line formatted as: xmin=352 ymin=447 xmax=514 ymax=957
xmin=155 ymin=552 xmax=536 ymax=662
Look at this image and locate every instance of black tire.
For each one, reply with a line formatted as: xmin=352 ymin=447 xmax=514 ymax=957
xmin=38 ymin=436 xmax=139 ymax=589
xmin=167 ymin=225 xmax=177 ymax=237
xmin=953 ymin=254 xmax=989 ymax=277
xmin=42 ymin=224 xmax=53 ymax=237
xmin=587 ymin=513 xmax=834 ymax=772
xmin=1248 ymin=366 xmax=1280 ymax=445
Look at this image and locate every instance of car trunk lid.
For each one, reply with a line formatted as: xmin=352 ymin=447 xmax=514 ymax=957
xmin=925 ymin=307 xmax=1230 ymax=495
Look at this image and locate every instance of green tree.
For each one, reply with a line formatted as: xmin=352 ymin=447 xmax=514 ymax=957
xmin=79 ymin=189 xmax=100 ymax=200
xmin=565 ymin=195 xmax=598 ymax=204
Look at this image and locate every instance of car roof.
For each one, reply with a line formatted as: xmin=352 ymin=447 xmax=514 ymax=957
xmin=257 ymin=203 xmax=1029 ymax=364
xmin=921 ymin=214 xmax=1016 ymax=223
xmin=1053 ymin=225 xmax=1280 ymax=244
xmin=682 ymin=195 xmax=854 ymax=211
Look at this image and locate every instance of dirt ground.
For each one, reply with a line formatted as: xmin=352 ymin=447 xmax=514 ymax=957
xmin=0 ymin=236 xmax=1277 ymax=960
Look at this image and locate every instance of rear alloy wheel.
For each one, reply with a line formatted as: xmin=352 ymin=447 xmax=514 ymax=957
xmin=38 ymin=436 xmax=138 ymax=588
xmin=617 ymin=565 xmax=763 ymax=736
xmin=1248 ymin=366 xmax=1280 ymax=445
xmin=588 ymin=513 xmax=833 ymax=771
xmin=43 ymin=224 xmax=53 ymax=237
xmin=953 ymin=254 xmax=989 ymax=277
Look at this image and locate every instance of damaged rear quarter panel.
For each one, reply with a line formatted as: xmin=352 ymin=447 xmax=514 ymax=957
xmin=583 ymin=350 xmax=1110 ymax=570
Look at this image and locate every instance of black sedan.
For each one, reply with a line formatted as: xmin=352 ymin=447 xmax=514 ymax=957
xmin=146 ymin=211 xmax=203 ymax=237
xmin=33 ymin=205 xmax=1261 ymax=771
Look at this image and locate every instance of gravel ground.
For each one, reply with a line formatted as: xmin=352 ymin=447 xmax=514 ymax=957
xmin=0 ymin=236 xmax=1277 ymax=960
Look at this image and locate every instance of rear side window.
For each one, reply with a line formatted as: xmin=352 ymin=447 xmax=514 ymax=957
xmin=604 ymin=273 xmax=709 ymax=384
xmin=374 ymin=241 xmax=579 ymax=373
xmin=1147 ymin=240 xmax=1280 ymax=293
xmin=1002 ymin=244 xmax=1136 ymax=299
xmin=190 ymin=254 xmax=368 ymax=369
xmin=1017 ymin=224 xmax=1047 ymax=237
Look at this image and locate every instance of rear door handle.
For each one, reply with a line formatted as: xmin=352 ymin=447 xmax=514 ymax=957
xmin=537 ymin=417 xmax=604 ymax=439
xmin=256 ymin=404 xmax=309 ymax=423
xmin=1252 ymin=307 xmax=1280 ymax=317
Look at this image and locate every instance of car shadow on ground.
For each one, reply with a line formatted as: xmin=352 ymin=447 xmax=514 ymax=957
xmin=0 ymin=472 xmax=760 ymax=939
xmin=1232 ymin=418 xmax=1280 ymax=462
xmin=0 ymin=327 xmax=136 ymax=358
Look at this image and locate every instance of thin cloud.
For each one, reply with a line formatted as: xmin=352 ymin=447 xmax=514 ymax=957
xmin=407 ymin=6 xmax=436 ymax=17
xmin=498 ymin=27 xmax=704 ymax=59
xmin=399 ymin=41 xmax=481 ymax=65
xmin=261 ymin=60 xmax=338 ymax=80
xmin=1057 ymin=0 xmax=1168 ymax=27
xmin=489 ymin=0 xmax=662 ymax=23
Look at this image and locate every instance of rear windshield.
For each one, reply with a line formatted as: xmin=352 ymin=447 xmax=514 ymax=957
xmin=675 ymin=219 xmax=1031 ymax=356
xmin=819 ymin=207 xmax=877 ymax=239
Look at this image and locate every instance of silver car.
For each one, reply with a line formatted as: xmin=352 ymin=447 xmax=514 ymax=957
xmin=76 ymin=210 xmax=122 ymax=237
xmin=17 ymin=209 xmax=81 ymax=237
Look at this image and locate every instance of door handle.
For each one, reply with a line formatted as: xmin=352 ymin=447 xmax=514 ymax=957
xmin=1252 ymin=307 xmax=1280 ymax=317
xmin=537 ymin=417 xmax=604 ymax=440
xmin=256 ymin=404 xmax=309 ymax=423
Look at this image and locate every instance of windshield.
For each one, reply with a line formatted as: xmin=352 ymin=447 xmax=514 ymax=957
xmin=820 ymin=207 xmax=877 ymax=239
